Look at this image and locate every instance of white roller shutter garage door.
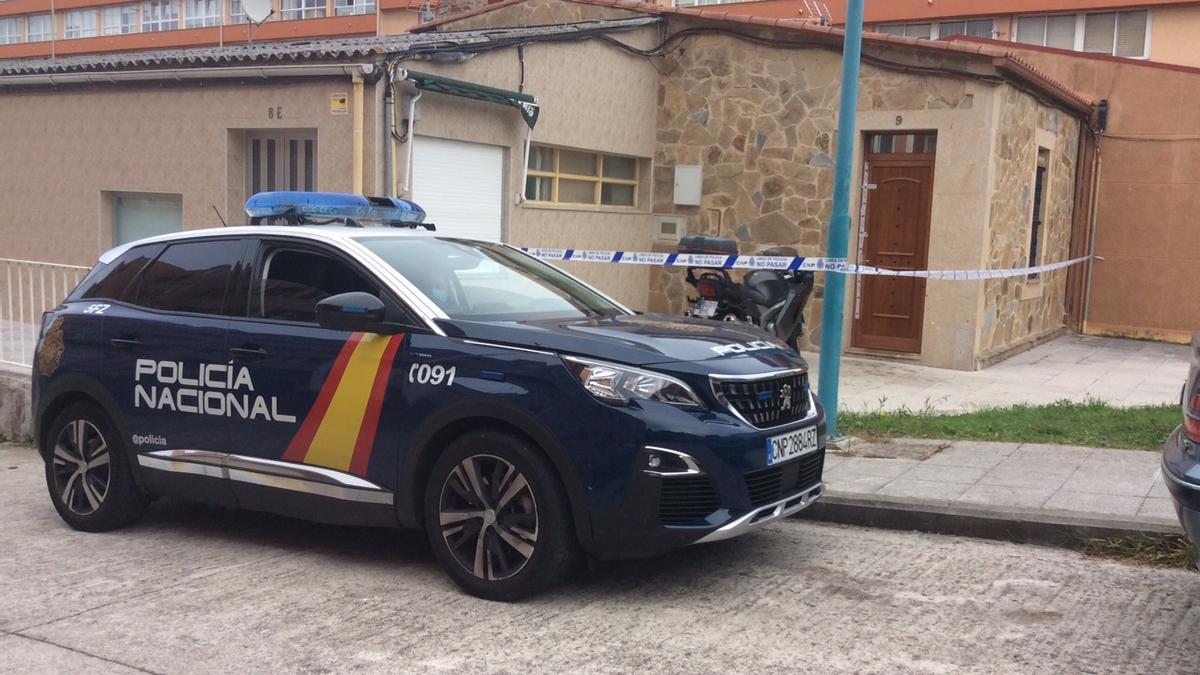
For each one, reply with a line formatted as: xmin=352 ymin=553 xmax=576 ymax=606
xmin=412 ymin=136 xmax=504 ymax=241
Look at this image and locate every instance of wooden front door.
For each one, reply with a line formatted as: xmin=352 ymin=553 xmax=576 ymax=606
xmin=852 ymin=134 xmax=936 ymax=354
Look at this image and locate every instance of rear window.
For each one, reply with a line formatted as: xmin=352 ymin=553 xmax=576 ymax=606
xmin=134 ymin=239 xmax=243 ymax=315
xmin=77 ymin=245 xmax=161 ymax=302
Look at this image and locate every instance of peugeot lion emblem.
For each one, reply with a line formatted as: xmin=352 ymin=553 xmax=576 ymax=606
xmin=779 ymin=383 xmax=793 ymax=411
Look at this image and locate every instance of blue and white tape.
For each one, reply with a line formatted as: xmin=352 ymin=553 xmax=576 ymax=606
xmin=522 ymin=248 xmax=1091 ymax=281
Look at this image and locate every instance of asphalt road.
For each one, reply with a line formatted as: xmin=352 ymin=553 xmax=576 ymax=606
xmin=2 ymin=442 xmax=1198 ymax=674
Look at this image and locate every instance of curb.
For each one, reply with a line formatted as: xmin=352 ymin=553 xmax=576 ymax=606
xmin=798 ymin=492 xmax=1183 ymax=547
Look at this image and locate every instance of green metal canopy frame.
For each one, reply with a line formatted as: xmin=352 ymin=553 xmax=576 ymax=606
xmin=396 ymin=67 xmax=540 ymax=203
xmin=402 ymin=68 xmax=540 ymax=129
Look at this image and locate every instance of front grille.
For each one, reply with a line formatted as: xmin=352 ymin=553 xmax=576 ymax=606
xmin=714 ymin=371 xmax=811 ymax=428
xmin=658 ymin=475 xmax=720 ymax=525
xmin=744 ymin=448 xmax=825 ymax=508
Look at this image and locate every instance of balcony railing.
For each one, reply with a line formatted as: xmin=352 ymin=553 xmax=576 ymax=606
xmin=0 ymin=258 xmax=90 ymax=369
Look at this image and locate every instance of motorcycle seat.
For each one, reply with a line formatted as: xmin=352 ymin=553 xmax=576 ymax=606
xmin=760 ymin=245 xmax=798 ymax=258
xmin=677 ymin=235 xmax=739 ymax=256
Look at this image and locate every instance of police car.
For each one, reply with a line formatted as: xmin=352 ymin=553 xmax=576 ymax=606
xmin=32 ymin=192 xmax=826 ymax=600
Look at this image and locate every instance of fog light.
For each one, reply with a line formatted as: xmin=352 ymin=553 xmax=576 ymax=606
xmin=642 ymin=447 xmax=702 ymax=476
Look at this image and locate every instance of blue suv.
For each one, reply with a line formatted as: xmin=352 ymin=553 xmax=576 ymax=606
xmin=32 ymin=195 xmax=826 ymax=600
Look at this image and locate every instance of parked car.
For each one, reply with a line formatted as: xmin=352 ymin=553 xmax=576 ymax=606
xmin=32 ymin=193 xmax=827 ymax=600
xmin=1162 ymin=334 xmax=1200 ymax=563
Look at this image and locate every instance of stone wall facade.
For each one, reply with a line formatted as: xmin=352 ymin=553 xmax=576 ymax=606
xmin=646 ymin=31 xmax=978 ymax=354
xmin=977 ymin=87 xmax=1079 ymax=361
xmin=434 ymin=7 xmax=1088 ymax=369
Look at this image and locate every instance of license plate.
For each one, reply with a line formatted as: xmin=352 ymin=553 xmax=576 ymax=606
xmin=694 ymin=299 xmax=719 ymax=318
xmin=766 ymin=425 xmax=819 ymax=465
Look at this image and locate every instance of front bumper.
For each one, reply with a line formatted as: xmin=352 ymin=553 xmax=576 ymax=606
xmin=694 ymin=481 xmax=823 ymax=544
xmin=1162 ymin=426 xmax=1200 ymax=550
xmin=584 ymin=395 xmax=827 ymax=560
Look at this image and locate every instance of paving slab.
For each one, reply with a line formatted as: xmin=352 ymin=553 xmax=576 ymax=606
xmin=810 ymin=333 xmax=1190 ymax=412
xmin=922 ymin=442 xmax=1018 ymax=469
xmin=809 ymin=438 xmax=1182 ymax=543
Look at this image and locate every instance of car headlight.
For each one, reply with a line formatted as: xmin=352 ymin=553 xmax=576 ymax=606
xmin=562 ymin=356 xmax=705 ymax=409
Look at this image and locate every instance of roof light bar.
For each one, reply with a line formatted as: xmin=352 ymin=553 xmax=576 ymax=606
xmin=244 ymin=191 xmax=433 ymax=230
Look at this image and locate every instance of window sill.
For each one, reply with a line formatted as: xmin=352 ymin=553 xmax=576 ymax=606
xmin=520 ymin=201 xmax=650 ymax=216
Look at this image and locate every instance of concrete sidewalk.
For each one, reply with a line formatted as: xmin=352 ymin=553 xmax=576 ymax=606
xmin=807 ymin=438 xmax=1181 ymax=542
xmin=809 ymin=333 xmax=1190 ymax=413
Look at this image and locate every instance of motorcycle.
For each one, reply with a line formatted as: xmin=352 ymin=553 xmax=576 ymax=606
xmin=678 ymin=235 xmax=816 ymax=352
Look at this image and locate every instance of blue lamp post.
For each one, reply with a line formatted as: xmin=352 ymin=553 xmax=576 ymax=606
xmin=817 ymin=0 xmax=866 ymax=439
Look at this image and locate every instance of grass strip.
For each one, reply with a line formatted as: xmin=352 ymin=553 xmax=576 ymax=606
xmin=839 ymin=399 xmax=1178 ymax=450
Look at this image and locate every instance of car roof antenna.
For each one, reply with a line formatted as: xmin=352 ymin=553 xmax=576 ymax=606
xmin=211 ymin=204 xmax=228 ymax=227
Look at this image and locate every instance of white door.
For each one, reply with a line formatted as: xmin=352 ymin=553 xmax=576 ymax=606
xmin=412 ymin=136 xmax=504 ymax=241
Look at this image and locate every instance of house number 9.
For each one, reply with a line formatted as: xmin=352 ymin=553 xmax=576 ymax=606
xmin=268 ymin=106 xmax=283 ymax=119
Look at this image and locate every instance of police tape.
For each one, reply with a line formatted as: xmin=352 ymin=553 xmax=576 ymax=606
xmin=521 ymin=248 xmax=1092 ymax=280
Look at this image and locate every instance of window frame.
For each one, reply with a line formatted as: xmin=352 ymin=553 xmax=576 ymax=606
xmin=124 ymin=237 xmax=249 ymax=318
xmin=0 ymin=16 xmax=22 ymax=45
xmin=102 ymin=5 xmax=140 ymax=35
xmin=141 ymin=0 xmax=181 ymax=33
xmin=183 ymin=0 xmax=222 ymax=28
xmin=334 ymin=0 xmax=375 ymax=16
xmin=1013 ymin=10 xmax=1150 ymax=59
xmin=524 ymin=145 xmax=640 ymax=209
xmin=27 ymin=14 xmax=54 ymax=42
xmin=1027 ymin=148 xmax=1051 ymax=281
xmin=877 ymin=20 xmax=994 ymax=40
xmin=280 ymin=0 xmax=327 ymax=21
xmin=75 ymin=243 xmax=165 ymax=304
xmin=64 ymin=9 xmax=99 ymax=39
xmin=245 ymin=238 xmax=422 ymax=330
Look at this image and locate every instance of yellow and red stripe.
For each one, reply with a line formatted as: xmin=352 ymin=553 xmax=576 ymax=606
xmin=282 ymin=332 xmax=405 ymax=475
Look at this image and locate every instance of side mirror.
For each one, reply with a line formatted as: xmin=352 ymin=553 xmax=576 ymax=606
xmin=315 ymin=292 xmax=400 ymax=334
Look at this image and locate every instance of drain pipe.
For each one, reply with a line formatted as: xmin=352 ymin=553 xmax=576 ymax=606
xmin=373 ymin=74 xmax=384 ymax=196
xmin=383 ymin=78 xmax=395 ymax=197
xmin=1081 ymin=138 xmax=1103 ymax=329
xmin=351 ymin=71 xmax=365 ymax=194
xmin=404 ymin=89 xmax=423 ymax=197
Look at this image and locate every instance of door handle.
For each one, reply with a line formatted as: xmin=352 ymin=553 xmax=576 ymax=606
xmin=109 ymin=337 xmax=141 ymax=349
xmin=229 ymin=346 xmax=268 ymax=361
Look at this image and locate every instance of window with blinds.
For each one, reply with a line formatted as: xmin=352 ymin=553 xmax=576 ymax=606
xmin=1083 ymin=13 xmax=1118 ymax=53
xmin=1045 ymin=15 xmax=1075 ymax=49
xmin=1014 ymin=10 xmax=1148 ymax=58
xmin=1114 ymin=10 xmax=1148 ymax=58
xmin=1015 ymin=14 xmax=1075 ymax=49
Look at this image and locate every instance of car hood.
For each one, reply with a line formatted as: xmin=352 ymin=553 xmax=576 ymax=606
xmin=436 ymin=313 xmax=806 ymax=370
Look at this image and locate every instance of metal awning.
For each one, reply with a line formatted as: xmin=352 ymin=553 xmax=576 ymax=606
xmin=399 ymin=68 xmax=539 ymax=128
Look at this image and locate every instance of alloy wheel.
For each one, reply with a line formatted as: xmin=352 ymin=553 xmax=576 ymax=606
xmin=51 ymin=420 xmax=111 ymax=516
xmin=438 ymin=454 xmax=539 ymax=581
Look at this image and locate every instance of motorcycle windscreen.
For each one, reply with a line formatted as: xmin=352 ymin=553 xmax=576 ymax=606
xmin=773 ymin=272 xmax=815 ymax=341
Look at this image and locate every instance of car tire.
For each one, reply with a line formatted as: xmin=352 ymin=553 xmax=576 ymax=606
xmin=423 ymin=430 xmax=578 ymax=601
xmin=43 ymin=402 xmax=149 ymax=532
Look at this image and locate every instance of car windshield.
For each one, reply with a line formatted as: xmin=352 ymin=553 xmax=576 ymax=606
xmin=356 ymin=236 xmax=626 ymax=321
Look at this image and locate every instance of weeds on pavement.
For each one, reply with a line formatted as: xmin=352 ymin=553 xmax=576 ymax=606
xmin=1079 ymin=533 xmax=1195 ymax=570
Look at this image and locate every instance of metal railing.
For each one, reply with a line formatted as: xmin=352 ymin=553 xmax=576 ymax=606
xmin=1 ymin=258 xmax=90 ymax=368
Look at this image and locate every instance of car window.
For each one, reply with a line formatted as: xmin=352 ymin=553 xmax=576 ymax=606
xmin=134 ymin=239 xmax=242 ymax=315
xmin=260 ymin=248 xmax=378 ymax=323
xmin=76 ymin=245 xmax=161 ymax=302
xmin=356 ymin=236 xmax=624 ymax=321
